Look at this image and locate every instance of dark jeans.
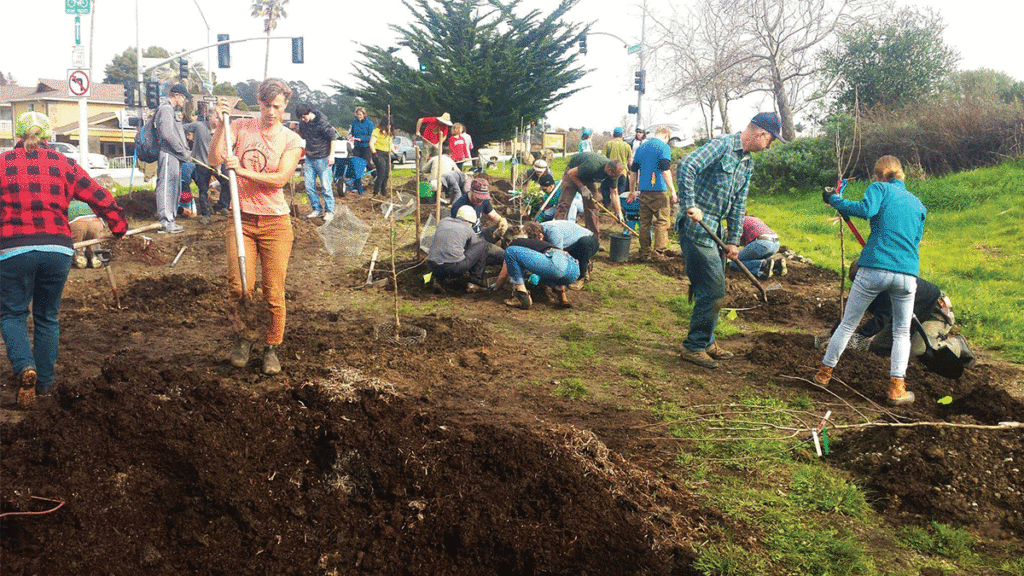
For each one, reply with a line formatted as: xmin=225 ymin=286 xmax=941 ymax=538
xmin=353 ymin=144 xmax=374 ymax=172
xmin=1 ymin=250 xmax=73 ymax=393
xmin=191 ymin=164 xmax=213 ymax=216
xmin=680 ymin=233 xmax=727 ymax=352
xmin=565 ymin=235 xmax=599 ymax=278
xmin=373 ymin=151 xmax=391 ymax=195
xmin=428 ymin=241 xmax=491 ymax=286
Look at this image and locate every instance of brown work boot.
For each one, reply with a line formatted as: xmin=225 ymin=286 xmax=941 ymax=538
xmin=680 ymin=347 xmax=718 ymax=369
xmin=262 ymin=345 xmax=281 ymax=376
xmin=706 ymin=341 xmax=733 ymax=359
xmin=230 ymin=338 xmax=252 ymax=368
xmin=555 ymin=287 xmax=573 ymax=309
xmin=504 ymin=289 xmax=532 ymax=310
xmin=16 ymin=367 xmax=37 ymax=409
xmin=887 ymin=377 xmax=915 ymax=406
xmin=814 ymin=365 xmax=833 ymax=386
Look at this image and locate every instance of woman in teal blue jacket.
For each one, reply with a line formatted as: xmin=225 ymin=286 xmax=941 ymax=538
xmin=814 ymin=155 xmax=927 ymax=405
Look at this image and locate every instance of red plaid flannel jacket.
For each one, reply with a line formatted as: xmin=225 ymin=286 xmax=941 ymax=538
xmin=1 ymin=141 xmax=127 ymax=250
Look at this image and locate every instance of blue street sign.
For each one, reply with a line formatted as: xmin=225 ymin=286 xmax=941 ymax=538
xmin=65 ymin=0 xmax=90 ymax=15
xmin=75 ymin=16 xmax=81 ymax=45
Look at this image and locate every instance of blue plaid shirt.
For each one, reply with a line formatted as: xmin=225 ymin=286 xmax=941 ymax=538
xmin=675 ymin=133 xmax=753 ymax=247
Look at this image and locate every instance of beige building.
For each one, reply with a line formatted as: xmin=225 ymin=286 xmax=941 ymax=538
xmin=1 ymin=79 xmax=138 ymax=158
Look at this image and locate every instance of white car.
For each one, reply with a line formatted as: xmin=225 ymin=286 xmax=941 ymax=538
xmin=49 ymin=141 xmax=110 ymax=170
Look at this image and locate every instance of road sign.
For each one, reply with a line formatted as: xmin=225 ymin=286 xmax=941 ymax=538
xmin=75 ymin=16 xmax=81 ymax=44
xmin=65 ymin=0 xmax=90 ymax=15
xmin=71 ymin=46 xmax=85 ymax=68
xmin=627 ymin=44 xmax=641 ymax=55
xmin=68 ymin=69 xmax=91 ymax=97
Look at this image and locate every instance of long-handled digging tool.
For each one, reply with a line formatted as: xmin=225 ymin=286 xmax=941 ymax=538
xmin=220 ymin=109 xmax=249 ymax=299
xmin=697 ymin=219 xmax=768 ymax=303
xmin=72 ymin=223 xmax=162 ymax=250
xmin=90 ymin=248 xmax=122 ymax=309
xmin=595 ymin=199 xmax=639 ymax=237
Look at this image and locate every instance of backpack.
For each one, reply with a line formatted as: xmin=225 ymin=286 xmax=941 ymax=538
xmin=911 ymin=316 xmax=977 ymax=379
xmin=135 ymin=114 xmax=159 ymax=163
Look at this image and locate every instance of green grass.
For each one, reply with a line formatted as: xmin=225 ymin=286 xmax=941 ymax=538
xmin=898 ymin=522 xmax=976 ymax=561
xmin=749 ymin=160 xmax=1024 ymax=362
xmin=551 ymin=377 xmax=588 ymax=400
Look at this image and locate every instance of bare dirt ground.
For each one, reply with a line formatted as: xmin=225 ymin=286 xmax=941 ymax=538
xmin=2 ymin=180 xmax=1022 ymax=575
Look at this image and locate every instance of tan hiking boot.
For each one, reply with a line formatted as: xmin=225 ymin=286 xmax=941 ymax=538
xmin=814 ymin=365 xmax=833 ymax=386
xmin=230 ymin=338 xmax=252 ymax=368
xmin=16 ymin=367 xmax=37 ymax=409
xmin=504 ymin=290 xmax=532 ymax=310
xmin=680 ymin=347 xmax=718 ymax=369
xmin=887 ymin=377 xmax=915 ymax=406
xmin=262 ymin=345 xmax=281 ymax=375
xmin=706 ymin=341 xmax=733 ymax=359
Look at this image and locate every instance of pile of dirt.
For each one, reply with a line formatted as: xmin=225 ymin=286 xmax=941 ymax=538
xmin=1 ymin=353 xmax=703 ymax=575
xmin=740 ymin=332 xmax=1024 ymax=541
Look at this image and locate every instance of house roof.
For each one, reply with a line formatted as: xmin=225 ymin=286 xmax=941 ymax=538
xmin=0 ymin=85 xmax=38 ymax=105
xmin=53 ymin=112 xmax=124 ymax=135
xmin=3 ymin=79 xmax=124 ymax=105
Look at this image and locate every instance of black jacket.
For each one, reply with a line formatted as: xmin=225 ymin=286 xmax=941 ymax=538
xmin=298 ymin=111 xmax=337 ymax=160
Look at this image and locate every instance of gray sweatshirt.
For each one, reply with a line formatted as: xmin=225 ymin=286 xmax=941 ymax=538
xmin=183 ymin=119 xmax=212 ymax=164
xmin=156 ymin=100 xmax=190 ymax=162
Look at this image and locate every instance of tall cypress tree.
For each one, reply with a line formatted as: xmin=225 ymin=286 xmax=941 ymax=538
xmin=339 ymin=0 xmax=588 ymax=148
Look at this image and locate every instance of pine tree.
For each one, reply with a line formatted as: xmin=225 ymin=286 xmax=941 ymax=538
xmin=341 ymin=0 xmax=588 ymax=149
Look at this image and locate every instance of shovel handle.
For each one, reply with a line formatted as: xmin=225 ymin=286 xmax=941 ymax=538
xmin=594 ymin=199 xmax=639 ymax=237
xmin=73 ymin=223 xmax=162 ymax=249
xmin=696 ymin=219 xmax=768 ymax=302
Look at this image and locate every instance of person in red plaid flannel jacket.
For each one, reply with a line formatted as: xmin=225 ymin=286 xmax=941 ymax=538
xmin=1 ymin=111 xmax=127 ymax=409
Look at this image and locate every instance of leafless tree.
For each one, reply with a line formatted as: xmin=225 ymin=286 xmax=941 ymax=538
xmin=650 ymin=0 xmax=877 ymax=140
xmin=649 ymin=0 xmax=758 ymax=136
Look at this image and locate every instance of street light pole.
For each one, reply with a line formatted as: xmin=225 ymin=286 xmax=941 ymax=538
xmin=191 ymin=0 xmax=213 ymax=91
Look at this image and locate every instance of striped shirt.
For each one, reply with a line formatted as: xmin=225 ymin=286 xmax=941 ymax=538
xmin=675 ymin=133 xmax=753 ymax=247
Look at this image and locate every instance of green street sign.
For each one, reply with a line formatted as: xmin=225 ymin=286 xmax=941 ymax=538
xmin=66 ymin=0 xmax=90 ymax=15
xmin=627 ymin=44 xmax=641 ymax=55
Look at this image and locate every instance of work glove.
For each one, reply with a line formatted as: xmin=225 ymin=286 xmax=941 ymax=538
xmin=494 ymin=216 xmax=510 ymax=238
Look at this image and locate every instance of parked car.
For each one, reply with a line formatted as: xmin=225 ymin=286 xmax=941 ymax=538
xmin=391 ymin=136 xmax=416 ymax=164
xmin=49 ymin=141 xmax=110 ymax=170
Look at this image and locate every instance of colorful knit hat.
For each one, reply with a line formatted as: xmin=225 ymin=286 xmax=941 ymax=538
xmin=16 ymin=111 xmax=53 ymax=139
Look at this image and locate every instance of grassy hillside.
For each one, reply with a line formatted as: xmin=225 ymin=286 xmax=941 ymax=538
xmin=748 ymin=159 xmax=1024 ymax=363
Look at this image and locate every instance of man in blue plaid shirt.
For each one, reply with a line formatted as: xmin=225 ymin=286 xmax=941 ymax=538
xmin=676 ymin=112 xmax=784 ymax=368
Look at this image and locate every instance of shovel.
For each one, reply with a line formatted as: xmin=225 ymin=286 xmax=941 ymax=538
xmin=73 ymin=223 xmax=162 ymax=249
xmin=696 ymin=219 xmax=768 ymax=303
xmin=91 ymin=248 xmax=122 ymax=309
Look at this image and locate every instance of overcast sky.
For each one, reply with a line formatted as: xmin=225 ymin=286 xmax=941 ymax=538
xmin=4 ymin=0 xmax=1021 ymax=139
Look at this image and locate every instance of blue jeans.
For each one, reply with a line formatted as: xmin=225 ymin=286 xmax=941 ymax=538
xmin=504 ymin=246 xmax=580 ymax=287
xmin=304 ymin=157 xmax=335 ymax=213
xmin=1 ymin=250 xmax=73 ymax=393
xmin=681 ymin=234 xmax=726 ymax=352
xmin=730 ymin=238 xmax=779 ymax=277
xmin=824 ymin=266 xmax=917 ymax=378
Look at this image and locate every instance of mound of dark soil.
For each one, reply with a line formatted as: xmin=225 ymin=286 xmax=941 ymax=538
xmin=1 ymin=353 xmax=700 ymax=575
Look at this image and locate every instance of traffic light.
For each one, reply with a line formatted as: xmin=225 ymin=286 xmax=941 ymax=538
xmin=628 ymin=105 xmax=638 ymax=114
xmin=179 ymin=57 xmax=189 ymax=80
xmin=217 ymin=34 xmax=230 ymax=68
xmin=123 ymin=83 xmax=135 ymax=107
xmin=634 ymin=70 xmax=645 ymax=94
xmin=145 ymin=81 xmax=160 ymax=109
xmin=291 ymin=37 xmax=304 ymax=64
xmin=578 ymin=34 xmax=587 ymax=55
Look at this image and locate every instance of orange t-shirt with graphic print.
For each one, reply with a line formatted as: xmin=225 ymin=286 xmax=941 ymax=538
xmin=230 ymin=118 xmax=303 ymax=216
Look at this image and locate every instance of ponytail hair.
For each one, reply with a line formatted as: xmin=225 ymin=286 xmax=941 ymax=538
xmin=22 ymin=127 xmax=44 ymax=153
xmin=873 ymin=155 xmax=905 ymax=182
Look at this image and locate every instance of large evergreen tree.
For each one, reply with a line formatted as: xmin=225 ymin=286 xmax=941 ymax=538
xmin=340 ymin=0 xmax=588 ymax=147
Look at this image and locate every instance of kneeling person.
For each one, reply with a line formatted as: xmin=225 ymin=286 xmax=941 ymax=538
xmin=494 ymin=222 xmax=580 ymax=310
xmin=427 ymin=205 xmax=496 ymax=292
xmin=541 ymin=219 xmax=598 ymax=287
